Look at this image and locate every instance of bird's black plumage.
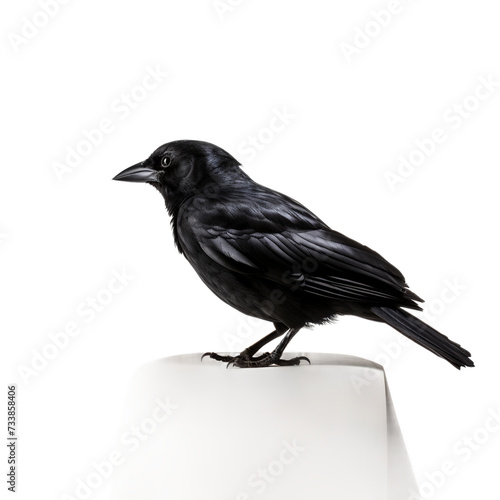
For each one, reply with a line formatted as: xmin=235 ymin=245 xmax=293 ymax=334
xmin=114 ymin=140 xmax=474 ymax=369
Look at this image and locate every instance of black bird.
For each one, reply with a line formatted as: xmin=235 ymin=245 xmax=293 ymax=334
xmin=113 ymin=140 xmax=474 ymax=369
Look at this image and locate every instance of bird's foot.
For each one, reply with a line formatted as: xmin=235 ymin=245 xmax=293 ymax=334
xmin=201 ymin=350 xmax=310 ymax=368
xmin=201 ymin=349 xmax=267 ymax=367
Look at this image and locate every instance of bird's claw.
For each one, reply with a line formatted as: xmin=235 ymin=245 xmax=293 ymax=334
xmin=201 ymin=352 xmax=235 ymax=363
xmin=274 ymin=355 xmax=311 ymax=366
xmin=201 ymin=351 xmax=259 ymax=367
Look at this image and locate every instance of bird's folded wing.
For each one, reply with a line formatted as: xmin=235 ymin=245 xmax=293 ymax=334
xmin=187 ymin=195 xmax=417 ymax=303
xmin=197 ymin=229 xmax=408 ymax=300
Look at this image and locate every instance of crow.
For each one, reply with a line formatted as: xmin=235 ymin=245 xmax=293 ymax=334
xmin=113 ymin=140 xmax=474 ymax=369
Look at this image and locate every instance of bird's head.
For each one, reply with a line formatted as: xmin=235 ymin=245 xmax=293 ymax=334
xmin=113 ymin=140 xmax=243 ymax=214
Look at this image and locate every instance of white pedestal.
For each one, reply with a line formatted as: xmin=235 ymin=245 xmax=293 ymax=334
xmin=110 ymin=353 xmax=418 ymax=500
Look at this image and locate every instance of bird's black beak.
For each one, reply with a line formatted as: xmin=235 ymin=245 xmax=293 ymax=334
xmin=113 ymin=162 xmax=160 ymax=183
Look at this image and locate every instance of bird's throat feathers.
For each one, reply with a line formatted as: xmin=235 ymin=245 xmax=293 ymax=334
xmin=170 ymin=214 xmax=184 ymax=254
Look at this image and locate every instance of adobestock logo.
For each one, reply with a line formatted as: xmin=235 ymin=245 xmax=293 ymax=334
xmin=8 ymin=0 xmax=72 ymax=54
xmin=235 ymin=439 xmax=305 ymax=499
xmin=212 ymin=0 xmax=245 ymax=21
xmin=17 ymin=268 xmax=134 ymax=385
xmin=419 ymin=278 xmax=466 ymax=323
xmin=51 ymin=65 xmax=169 ymax=183
xmin=339 ymin=0 xmax=414 ymax=64
xmin=237 ymin=106 xmax=296 ymax=163
xmin=222 ymin=316 xmax=265 ymax=351
xmin=60 ymin=396 xmax=179 ymax=500
xmin=408 ymin=405 xmax=500 ymax=499
xmin=384 ymin=74 xmax=499 ymax=191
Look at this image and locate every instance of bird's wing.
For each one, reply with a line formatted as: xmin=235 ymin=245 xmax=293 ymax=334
xmin=182 ymin=188 xmax=419 ymax=304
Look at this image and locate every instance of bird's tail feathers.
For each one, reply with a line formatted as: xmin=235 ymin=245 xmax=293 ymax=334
xmin=370 ymin=306 xmax=474 ymax=369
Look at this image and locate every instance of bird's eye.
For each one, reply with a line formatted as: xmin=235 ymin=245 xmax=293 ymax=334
xmin=161 ymin=155 xmax=172 ymax=168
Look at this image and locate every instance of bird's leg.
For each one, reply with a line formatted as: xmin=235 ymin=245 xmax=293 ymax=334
xmin=201 ymin=328 xmax=284 ymax=365
xmin=202 ymin=327 xmax=310 ymax=368
xmin=245 ymin=328 xmax=310 ymax=367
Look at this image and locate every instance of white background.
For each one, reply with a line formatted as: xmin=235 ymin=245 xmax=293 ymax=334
xmin=1 ymin=0 xmax=499 ymax=499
